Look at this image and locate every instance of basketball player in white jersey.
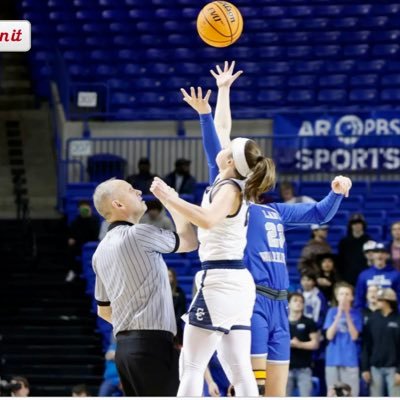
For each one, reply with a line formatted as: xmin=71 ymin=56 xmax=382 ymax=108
xmin=150 ymin=87 xmax=275 ymax=397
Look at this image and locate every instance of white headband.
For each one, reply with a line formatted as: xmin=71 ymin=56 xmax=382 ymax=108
xmin=231 ymin=137 xmax=251 ymax=177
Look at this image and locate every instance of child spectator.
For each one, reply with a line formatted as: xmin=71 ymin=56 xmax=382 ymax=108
xmin=287 ymin=293 xmax=319 ymax=396
xmin=354 ymin=243 xmax=400 ymax=309
xmin=324 ymin=282 xmax=362 ymax=396
xmin=300 ymin=272 xmax=327 ymax=329
xmin=389 ymin=221 xmax=400 ymax=271
xmin=363 ymin=285 xmax=379 ymax=326
xmin=316 ymin=253 xmax=338 ymax=304
xmin=361 ymin=288 xmax=400 ymax=397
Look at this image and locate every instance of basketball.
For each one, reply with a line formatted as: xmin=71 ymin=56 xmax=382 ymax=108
xmin=196 ymin=1 xmax=243 ymax=48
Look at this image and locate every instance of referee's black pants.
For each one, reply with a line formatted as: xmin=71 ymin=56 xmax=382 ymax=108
xmin=115 ymin=330 xmax=179 ymax=396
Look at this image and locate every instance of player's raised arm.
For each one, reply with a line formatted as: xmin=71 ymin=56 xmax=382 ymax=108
xmin=211 ymin=60 xmax=243 ymax=148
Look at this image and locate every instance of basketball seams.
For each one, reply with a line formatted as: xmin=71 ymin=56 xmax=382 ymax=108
xmin=216 ymin=1 xmax=242 ymax=38
xmin=214 ymin=1 xmax=233 ymax=43
xmin=199 ymin=9 xmax=232 ymax=39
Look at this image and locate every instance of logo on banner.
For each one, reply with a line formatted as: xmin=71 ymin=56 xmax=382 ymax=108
xmin=335 ymin=115 xmax=363 ymax=145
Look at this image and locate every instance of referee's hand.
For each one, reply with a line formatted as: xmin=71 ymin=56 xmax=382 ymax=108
xmin=150 ymin=177 xmax=177 ymax=204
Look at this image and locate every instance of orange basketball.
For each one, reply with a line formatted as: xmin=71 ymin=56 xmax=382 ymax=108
xmin=197 ymin=1 xmax=243 ymax=48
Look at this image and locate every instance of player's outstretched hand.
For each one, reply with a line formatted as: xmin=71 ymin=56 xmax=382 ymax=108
xmin=150 ymin=177 xmax=177 ymax=204
xmin=331 ymin=175 xmax=352 ymax=197
xmin=210 ymin=60 xmax=243 ymax=89
xmin=180 ymin=86 xmax=212 ymax=114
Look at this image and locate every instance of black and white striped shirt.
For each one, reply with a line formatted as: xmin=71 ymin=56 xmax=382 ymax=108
xmin=92 ymin=221 xmax=179 ymax=335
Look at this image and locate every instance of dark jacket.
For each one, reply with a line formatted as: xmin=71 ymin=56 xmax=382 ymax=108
xmin=362 ymin=310 xmax=400 ymax=373
xmin=164 ymin=172 xmax=196 ymax=195
xmin=126 ymin=172 xmax=156 ymax=195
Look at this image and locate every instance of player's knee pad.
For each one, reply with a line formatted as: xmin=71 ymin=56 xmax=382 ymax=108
xmin=253 ymin=370 xmax=266 ymax=395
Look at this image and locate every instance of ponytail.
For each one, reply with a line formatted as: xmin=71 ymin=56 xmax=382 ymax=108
xmin=241 ymin=140 xmax=276 ymax=203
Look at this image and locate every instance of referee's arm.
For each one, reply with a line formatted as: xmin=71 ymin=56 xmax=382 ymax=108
xmin=93 ymin=257 xmax=112 ymax=323
xmin=166 ymin=202 xmax=198 ymax=253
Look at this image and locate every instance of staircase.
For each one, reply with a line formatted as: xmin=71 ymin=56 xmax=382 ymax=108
xmin=0 ymin=219 xmax=104 ymax=396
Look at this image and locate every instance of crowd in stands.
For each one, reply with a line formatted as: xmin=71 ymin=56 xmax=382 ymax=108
xmin=59 ymin=159 xmax=400 ymax=396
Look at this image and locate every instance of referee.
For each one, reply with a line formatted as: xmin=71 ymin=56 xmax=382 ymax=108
xmin=92 ymin=179 xmax=198 ymax=396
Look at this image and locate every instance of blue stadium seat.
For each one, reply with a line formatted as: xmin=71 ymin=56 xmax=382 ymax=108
xmin=370 ymin=181 xmax=400 ymax=196
xmin=123 ymin=63 xmax=143 ymax=75
xmin=388 ymin=211 xmax=400 ymax=225
xmin=349 ymin=89 xmax=378 ymax=103
xmin=318 ymin=89 xmax=347 ymax=103
xmin=370 ymin=30 xmax=400 ymax=42
xmin=257 ymin=76 xmax=286 ymax=88
xmin=164 ymin=259 xmax=191 ymax=275
xmin=366 ymin=226 xmax=384 ymax=241
xmin=261 ymin=6 xmax=285 ymax=17
xmin=371 ymin=4 xmax=400 ymax=15
xmin=295 ymin=60 xmax=324 ymax=73
xmin=381 ymin=89 xmax=400 ymax=102
xmin=147 ymin=63 xmax=174 ymax=75
xmin=330 ymin=210 xmax=350 ymax=226
xmin=95 ymin=65 xmax=118 ymax=77
xmin=285 ymin=227 xmax=310 ymax=243
xmin=175 ymin=63 xmax=203 ymax=75
xmin=139 ymin=92 xmax=165 ymax=105
xmin=344 ymin=44 xmax=369 ymax=57
xmin=313 ymin=5 xmax=342 ymax=16
xmin=287 ymin=46 xmax=312 ymax=58
xmin=288 ymin=75 xmax=315 ymax=87
xmin=313 ymin=45 xmax=340 ymax=58
xmin=167 ymin=34 xmax=192 ymax=46
xmin=231 ymin=91 xmax=254 ymax=104
xmin=111 ymin=92 xmax=135 ymax=106
xmin=340 ymin=195 xmax=364 ymax=211
xmin=341 ymin=4 xmax=372 ymax=16
xmin=299 ymin=18 xmax=328 ymax=30
xmin=319 ymin=74 xmax=348 ymax=87
xmin=358 ymin=16 xmax=388 ymax=28
xmin=76 ymin=9 xmax=103 ymax=20
xmin=259 ymin=46 xmax=284 ymax=59
xmin=363 ymin=210 xmax=387 ymax=226
xmin=282 ymin=32 xmax=310 ymax=44
xmin=286 ymin=241 xmax=305 ymax=260
xmin=287 ymin=90 xmax=315 ymax=104
xmin=58 ymin=36 xmax=84 ymax=48
xmin=310 ymin=31 xmax=340 ymax=43
xmin=270 ymin=18 xmax=299 ymax=30
xmin=288 ymin=5 xmax=313 ymax=17
xmin=257 ymin=90 xmax=285 ymax=104
xmin=387 ymin=61 xmax=400 ymax=71
xmin=300 ymin=181 xmax=328 ymax=198
xmin=340 ymin=30 xmax=371 ymax=43
xmin=328 ymin=226 xmax=346 ymax=245
xmin=246 ymin=19 xmax=269 ymax=31
xmin=261 ymin=61 xmax=290 ymax=73
xmin=350 ymin=181 xmax=369 ymax=195
xmin=102 ymin=9 xmax=130 ymax=20
xmin=364 ymin=195 xmax=399 ymax=210
xmin=372 ymin=44 xmax=400 ymax=56
xmin=165 ymin=77 xmax=191 ymax=89
xmin=155 ymin=8 xmax=181 ymax=19
xmin=325 ymin=60 xmax=355 ymax=73
xmin=356 ymin=59 xmax=386 ymax=72
xmin=182 ymin=8 xmax=198 ymax=18
xmin=129 ymin=9 xmax=154 ymax=19
xmin=330 ymin=17 xmax=357 ymax=29
xmin=49 ymin=11 xmax=75 ymax=21
xmin=350 ymin=74 xmax=378 ymax=87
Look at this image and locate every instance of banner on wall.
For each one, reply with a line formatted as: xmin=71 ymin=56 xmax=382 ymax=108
xmin=273 ymin=112 xmax=400 ymax=172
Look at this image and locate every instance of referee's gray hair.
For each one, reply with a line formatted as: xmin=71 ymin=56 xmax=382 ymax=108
xmin=93 ymin=178 xmax=117 ymax=219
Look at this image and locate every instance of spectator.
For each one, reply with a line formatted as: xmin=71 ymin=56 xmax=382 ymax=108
xmin=126 ymin=158 xmax=156 ymax=195
xmin=361 ymin=288 xmax=400 ymax=397
xmin=327 ymin=382 xmax=352 ymax=397
xmin=72 ymin=384 xmax=90 ymax=397
xmin=337 ymin=213 xmax=371 ymax=285
xmin=141 ymin=199 xmax=175 ymax=230
xmin=324 ymin=282 xmax=362 ymax=396
xmin=279 ymin=181 xmax=316 ymax=204
xmin=298 ymin=225 xmax=332 ymax=274
xmin=300 ymin=272 xmax=328 ymax=329
xmin=363 ymin=285 xmax=379 ymax=326
xmin=98 ymin=336 xmax=123 ymax=397
xmin=9 ymin=376 xmax=30 ymax=397
xmin=354 ymin=243 xmax=400 ymax=309
xmin=168 ymin=268 xmax=186 ymax=346
xmin=389 ymin=221 xmax=400 ymax=271
xmin=65 ymin=201 xmax=100 ymax=282
xmin=286 ymin=293 xmax=319 ymax=397
xmin=164 ymin=158 xmax=196 ymax=195
xmin=316 ymin=253 xmax=338 ymax=304
xmin=363 ymin=240 xmax=377 ymax=267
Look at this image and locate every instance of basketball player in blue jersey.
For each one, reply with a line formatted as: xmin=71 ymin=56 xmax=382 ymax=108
xmin=200 ymin=61 xmax=352 ymax=396
xmin=151 ymin=87 xmax=276 ymax=397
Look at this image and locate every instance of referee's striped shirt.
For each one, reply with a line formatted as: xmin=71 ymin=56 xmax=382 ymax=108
xmin=92 ymin=221 xmax=179 ymax=336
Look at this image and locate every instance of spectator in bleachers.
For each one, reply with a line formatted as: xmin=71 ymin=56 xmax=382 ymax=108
xmin=361 ymin=288 xmax=400 ymax=397
xmin=164 ymin=158 xmax=196 ymax=195
xmin=363 ymin=285 xmax=379 ymax=326
xmin=280 ymin=181 xmax=316 ymax=204
xmin=286 ymin=293 xmax=319 ymax=397
xmin=324 ymin=282 xmax=362 ymax=396
xmin=389 ymin=221 xmax=400 ymax=271
xmin=298 ymin=224 xmax=332 ymax=274
xmin=141 ymin=199 xmax=175 ymax=231
xmin=337 ymin=213 xmax=371 ymax=286
xmin=66 ymin=201 xmax=100 ymax=282
xmin=300 ymin=272 xmax=327 ymax=329
xmin=98 ymin=336 xmax=123 ymax=397
xmin=71 ymin=384 xmax=91 ymax=396
xmin=168 ymin=268 xmax=186 ymax=346
xmin=9 ymin=376 xmax=30 ymax=397
xmin=126 ymin=157 xmax=156 ymax=195
xmin=354 ymin=243 xmax=400 ymax=309
xmin=363 ymin=240 xmax=377 ymax=267
xmin=316 ymin=253 xmax=338 ymax=304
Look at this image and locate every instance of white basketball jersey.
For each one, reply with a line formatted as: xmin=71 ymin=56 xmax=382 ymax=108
xmin=198 ymin=177 xmax=249 ymax=262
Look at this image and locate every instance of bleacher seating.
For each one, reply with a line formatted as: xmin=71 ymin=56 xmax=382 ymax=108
xmin=22 ymin=0 xmax=400 ymax=119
